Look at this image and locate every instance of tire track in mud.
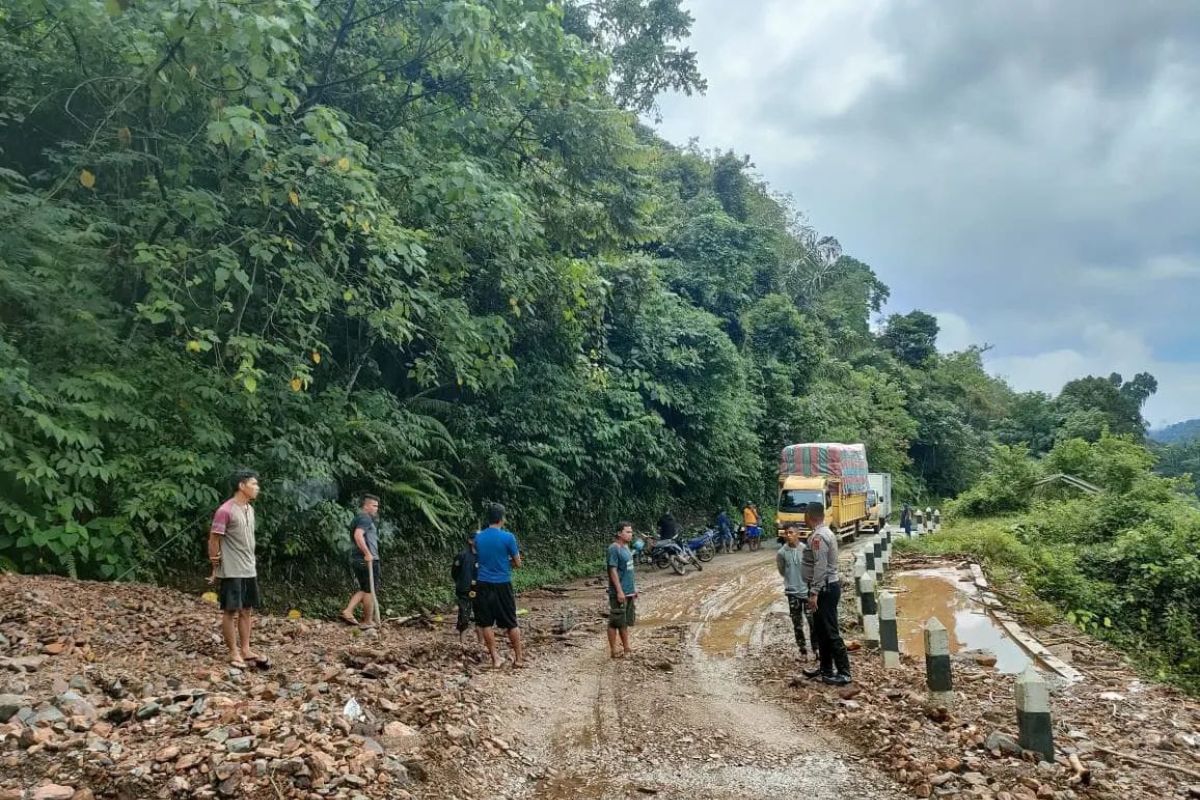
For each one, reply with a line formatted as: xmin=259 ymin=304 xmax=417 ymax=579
xmin=491 ymin=550 xmax=906 ymax=800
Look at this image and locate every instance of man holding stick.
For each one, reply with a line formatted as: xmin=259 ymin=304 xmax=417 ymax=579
xmin=341 ymin=494 xmax=381 ymax=627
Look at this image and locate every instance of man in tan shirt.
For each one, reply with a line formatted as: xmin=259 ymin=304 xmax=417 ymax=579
xmin=207 ymin=469 xmax=266 ymax=670
xmin=802 ymin=503 xmax=852 ymax=685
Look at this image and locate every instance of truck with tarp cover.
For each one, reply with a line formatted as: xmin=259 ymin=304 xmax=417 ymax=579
xmin=776 ymin=443 xmax=870 ymax=541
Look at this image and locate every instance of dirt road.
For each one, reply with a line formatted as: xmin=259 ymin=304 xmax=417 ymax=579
xmin=478 ymin=548 xmax=905 ymax=800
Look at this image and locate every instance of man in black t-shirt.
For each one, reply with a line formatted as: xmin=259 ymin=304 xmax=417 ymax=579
xmin=450 ymin=532 xmax=481 ymax=646
xmin=340 ymin=495 xmax=381 ymax=626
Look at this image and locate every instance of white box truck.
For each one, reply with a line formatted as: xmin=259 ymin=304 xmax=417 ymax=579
xmin=867 ymin=473 xmax=892 ymax=532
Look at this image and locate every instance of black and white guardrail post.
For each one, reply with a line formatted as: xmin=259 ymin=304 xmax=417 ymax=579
xmin=863 ymin=542 xmax=876 ymax=578
xmin=924 ymin=617 xmax=953 ymax=704
xmin=853 ymin=553 xmax=867 ymax=619
xmin=1016 ymin=667 xmax=1054 ymax=762
xmin=871 ymin=536 xmax=883 ymax=578
xmin=879 ymin=591 xmax=900 ymax=669
xmin=861 ymin=573 xmax=879 ymax=647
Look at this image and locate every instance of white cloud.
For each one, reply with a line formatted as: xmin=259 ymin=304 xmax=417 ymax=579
xmin=986 ymin=324 xmax=1197 ymax=425
xmin=934 ymin=311 xmax=975 ymax=353
xmin=654 ymin=0 xmax=1200 ymax=424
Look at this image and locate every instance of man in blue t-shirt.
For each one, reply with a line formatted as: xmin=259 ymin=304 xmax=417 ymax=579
xmin=472 ymin=503 xmax=525 ymax=668
xmin=606 ymin=522 xmax=637 ymax=659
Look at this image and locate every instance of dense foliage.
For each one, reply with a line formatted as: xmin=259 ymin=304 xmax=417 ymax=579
xmin=1151 ymin=417 xmax=1200 ymax=445
xmin=0 ymin=1 xmax=1173 ymax=607
xmin=929 ymin=434 xmax=1200 ymax=691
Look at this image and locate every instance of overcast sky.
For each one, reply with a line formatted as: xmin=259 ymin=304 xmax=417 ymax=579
xmin=653 ymin=0 xmax=1200 ymax=426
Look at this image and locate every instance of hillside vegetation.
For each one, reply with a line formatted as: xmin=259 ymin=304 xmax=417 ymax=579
xmin=0 ymin=1 xmax=1175 ymax=610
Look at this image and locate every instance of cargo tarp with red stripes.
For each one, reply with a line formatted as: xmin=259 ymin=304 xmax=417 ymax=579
xmin=778 ymin=443 xmax=869 ymax=495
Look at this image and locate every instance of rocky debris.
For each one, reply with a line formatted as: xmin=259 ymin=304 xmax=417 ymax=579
xmin=0 ymin=573 xmax=519 ymax=800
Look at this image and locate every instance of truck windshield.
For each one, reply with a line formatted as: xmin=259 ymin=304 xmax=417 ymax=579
xmin=779 ymin=490 xmax=824 ymax=513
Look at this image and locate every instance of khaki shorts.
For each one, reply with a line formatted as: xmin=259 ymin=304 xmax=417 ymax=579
xmin=608 ymin=595 xmax=637 ymax=629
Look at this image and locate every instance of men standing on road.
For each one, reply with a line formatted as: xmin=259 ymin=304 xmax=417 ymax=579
xmin=606 ymin=522 xmax=637 ymax=659
xmin=207 ymin=470 xmax=267 ymax=670
xmin=742 ymin=501 xmax=761 ymax=543
xmin=341 ymin=494 xmax=381 ymax=627
xmin=451 ymin=532 xmax=480 ymax=646
xmin=900 ymin=504 xmax=913 ymax=537
xmin=803 ymin=503 xmax=852 ymax=685
xmin=474 ymin=503 xmax=526 ymax=668
xmin=777 ymin=525 xmax=818 ymax=662
xmin=716 ymin=508 xmax=733 ymax=551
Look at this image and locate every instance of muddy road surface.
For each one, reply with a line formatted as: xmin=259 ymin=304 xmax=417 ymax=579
xmin=478 ymin=549 xmax=904 ymax=800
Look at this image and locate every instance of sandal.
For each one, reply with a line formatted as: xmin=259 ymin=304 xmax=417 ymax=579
xmin=340 ymin=612 xmax=359 ymax=626
xmin=229 ymin=658 xmax=248 ymax=670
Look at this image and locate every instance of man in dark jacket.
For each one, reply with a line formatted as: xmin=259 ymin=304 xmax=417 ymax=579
xmin=450 ymin=532 xmax=480 ymax=646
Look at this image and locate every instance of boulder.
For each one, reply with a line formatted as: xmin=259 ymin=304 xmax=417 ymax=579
xmin=0 ymin=694 xmax=32 ymax=722
xmin=985 ymin=731 xmax=1023 ymax=757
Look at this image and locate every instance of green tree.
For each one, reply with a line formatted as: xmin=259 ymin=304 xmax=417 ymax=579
xmin=880 ymin=311 xmax=939 ymax=368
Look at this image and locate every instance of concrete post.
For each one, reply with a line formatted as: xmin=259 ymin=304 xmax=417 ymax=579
xmin=863 ymin=544 xmax=876 ymax=577
xmin=861 ymin=574 xmax=879 ymax=646
xmin=924 ymin=618 xmax=952 ymax=704
xmin=871 ymin=537 xmax=883 ymax=578
xmin=925 ymin=507 xmax=933 ymax=533
xmin=1016 ymin=667 xmax=1054 ymax=762
xmin=879 ymin=591 xmax=900 ymax=669
xmin=853 ymin=554 xmax=866 ymax=618
xmin=933 ymin=509 xmax=941 ymax=529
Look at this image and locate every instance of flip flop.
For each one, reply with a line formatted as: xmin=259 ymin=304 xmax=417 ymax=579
xmin=229 ymin=659 xmax=248 ymax=670
xmin=340 ymin=612 xmax=358 ymax=626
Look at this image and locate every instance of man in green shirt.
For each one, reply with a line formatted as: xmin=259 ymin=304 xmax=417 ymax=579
xmin=607 ymin=522 xmax=637 ymax=659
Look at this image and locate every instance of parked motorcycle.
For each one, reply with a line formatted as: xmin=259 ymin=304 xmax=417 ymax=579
xmin=632 ymin=536 xmax=653 ymax=567
xmin=738 ymin=523 xmax=763 ymax=552
xmin=686 ymin=529 xmax=717 ymax=563
xmin=648 ymin=536 xmax=702 ymax=575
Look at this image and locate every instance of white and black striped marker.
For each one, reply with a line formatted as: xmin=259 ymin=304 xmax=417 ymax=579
xmin=924 ymin=617 xmax=953 ymax=704
xmin=853 ymin=554 xmax=867 ymax=618
xmin=879 ymin=591 xmax=900 ymax=668
xmin=860 ymin=573 xmax=879 ymax=645
xmin=1016 ymin=667 xmax=1054 ymax=762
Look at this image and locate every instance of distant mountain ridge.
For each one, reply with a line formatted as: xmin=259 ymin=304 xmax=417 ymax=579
xmin=1151 ymin=418 xmax=1200 ymax=444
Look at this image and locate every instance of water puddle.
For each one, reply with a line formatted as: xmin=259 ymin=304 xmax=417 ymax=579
xmin=636 ymin=560 xmax=786 ymax=658
xmin=893 ymin=568 xmax=1030 ymax=674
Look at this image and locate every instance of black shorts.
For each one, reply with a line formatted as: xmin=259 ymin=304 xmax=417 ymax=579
xmin=219 ymin=577 xmax=261 ymax=611
xmin=456 ymin=594 xmax=474 ymax=632
xmin=352 ymin=560 xmax=382 ymax=593
xmin=473 ymin=581 xmax=518 ymax=630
